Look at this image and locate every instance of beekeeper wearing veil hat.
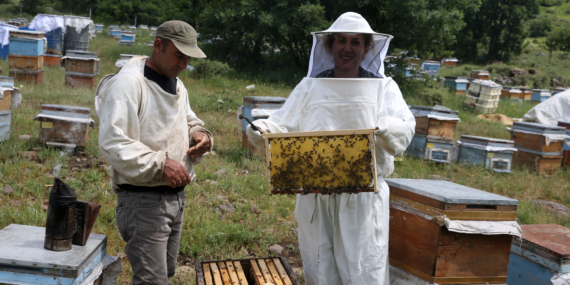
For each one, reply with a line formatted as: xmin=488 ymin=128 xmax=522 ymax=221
xmin=247 ymin=12 xmax=415 ymax=284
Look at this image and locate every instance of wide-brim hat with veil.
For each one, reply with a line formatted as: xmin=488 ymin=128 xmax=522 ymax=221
xmin=307 ymin=12 xmax=393 ymax=78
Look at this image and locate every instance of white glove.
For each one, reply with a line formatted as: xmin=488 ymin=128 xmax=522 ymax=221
xmin=374 ymin=116 xmax=415 ymax=156
xmin=245 ymin=119 xmax=285 ymax=154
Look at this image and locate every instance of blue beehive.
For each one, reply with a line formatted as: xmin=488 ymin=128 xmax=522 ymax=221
xmin=0 ymin=43 xmax=8 ymax=60
xmin=507 ymin=224 xmax=570 ymax=285
xmin=406 ymin=134 xmax=454 ymax=163
xmin=0 ymin=110 xmax=11 ymax=142
xmin=94 ymin=24 xmax=103 ymax=32
xmin=531 ymin=89 xmax=551 ymax=102
xmin=241 ymin=96 xmax=286 ymax=156
xmin=0 ymin=76 xmax=14 ymax=88
xmin=444 ymin=76 xmax=469 ymax=95
xmin=552 ymin=87 xmax=568 ymax=96
xmin=457 ymin=135 xmax=516 ymax=173
xmin=421 ymin=61 xmax=440 ymax=77
xmin=8 ymin=30 xmax=45 ymax=56
xmin=121 ymin=33 xmax=135 ymax=42
xmin=45 ymin=27 xmax=63 ymax=55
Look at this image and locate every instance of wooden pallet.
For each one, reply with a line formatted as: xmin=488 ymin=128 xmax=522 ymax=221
xmin=197 ymin=257 xmax=299 ymax=285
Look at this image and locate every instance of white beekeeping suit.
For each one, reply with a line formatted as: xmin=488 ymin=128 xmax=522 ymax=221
xmin=247 ymin=12 xmax=415 ymax=285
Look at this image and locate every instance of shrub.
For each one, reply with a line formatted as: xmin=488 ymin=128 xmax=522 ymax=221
xmin=192 ymin=59 xmax=232 ymax=78
xmin=529 ymin=18 xmax=553 ymax=37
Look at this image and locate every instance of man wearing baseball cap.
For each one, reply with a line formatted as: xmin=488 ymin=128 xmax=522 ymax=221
xmin=97 ymin=20 xmax=213 ymax=284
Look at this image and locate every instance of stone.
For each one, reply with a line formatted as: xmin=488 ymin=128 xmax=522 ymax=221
xmin=215 ymin=169 xmax=227 ymax=178
xmin=12 ymin=200 xmax=20 ymax=206
xmin=238 ymin=170 xmax=249 ymax=175
xmin=75 ymin=158 xmax=81 ymax=162
xmin=292 ymin=267 xmax=303 ymax=277
xmin=32 ymin=147 xmax=42 ymax=152
xmin=18 ymin=134 xmax=31 ymax=140
xmin=510 ymin=68 xmax=526 ymax=77
xmin=532 ymin=200 xmax=570 ymax=219
xmin=41 ymin=204 xmax=48 ymax=211
xmin=205 ymin=179 xmax=218 ymax=185
xmin=290 ymin=227 xmax=298 ymax=237
xmin=528 ymin=69 xmax=540 ymax=75
xmin=251 ymin=205 xmax=261 ymax=214
xmin=117 ymin=251 xmax=127 ymax=259
xmin=217 ymin=195 xmax=228 ymax=202
xmin=1 ymin=184 xmax=14 ymax=194
xmin=268 ymin=244 xmax=284 ymax=255
xmin=176 ymin=265 xmax=194 ymax=276
xmin=218 ymin=203 xmax=235 ymax=214
xmin=19 ymin=151 xmax=39 ymax=162
xmin=428 ymin=175 xmax=451 ymax=182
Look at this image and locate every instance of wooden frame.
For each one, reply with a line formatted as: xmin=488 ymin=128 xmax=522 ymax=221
xmin=196 ymin=257 xmax=300 ymax=285
xmin=262 ymin=129 xmax=378 ymax=194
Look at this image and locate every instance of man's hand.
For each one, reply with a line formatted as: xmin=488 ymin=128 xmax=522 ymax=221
xmin=162 ymin=158 xmax=192 ymax=188
xmin=187 ymin=132 xmax=211 ymax=158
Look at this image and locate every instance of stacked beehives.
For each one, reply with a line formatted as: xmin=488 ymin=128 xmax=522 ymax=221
xmin=405 ymin=106 xmax=460 ymax=163
xmin=62 ymin=50 xmax=100 ymax=88
xmin=558 ymin=121 xmax=570 ymax=167
xmin=443 ymin=76 xmax=469 ymax=95
xmin=531 ymin=89 xmax=552 ymax=102
xmin=387 ymin=179 xmax=520 ymax=284
xmin=118 ymin=29 xmax=135 ymax=46
xmin=500 ymin=86 xmax=523 ymax=102
xmin=465 ymin=79 xmax=502 ymax=114
xmin=510 ymin=121 xmax=567 ymax=175
xmin=8 ymin=30 xmax=45 ymax=84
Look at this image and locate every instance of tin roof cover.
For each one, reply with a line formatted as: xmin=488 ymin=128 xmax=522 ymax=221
xmin=243 ymin=96 xmax=287 ymax=103
xmin=460 ymin=135 xmax=514 ymax=145
xmin=0 ymin=224 xmax=106 ymax=273
xmin=513 ymin=121 xmax=566 ymax=134
xmin=520 ymin=224 xmax=570 ymax=258
xmin=385 ymin=178 xmax=519 ymax=205
xmin=409 ymin=105 xmax=459 ymax=116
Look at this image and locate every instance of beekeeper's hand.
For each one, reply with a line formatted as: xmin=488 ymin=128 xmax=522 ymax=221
xmin=187 ymin=132 xmax=211 ymax=158
xmin=162 ymin=158 xmax=192 ymax=188
xmin=246 ymin=122 xmax=270 ymax=153
xmin=374 ymin=116 xmax=414 ymax=156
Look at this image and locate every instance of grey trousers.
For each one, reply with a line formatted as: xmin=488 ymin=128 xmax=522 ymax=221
xmin=116 ymin=190 xmax=185 ymax=285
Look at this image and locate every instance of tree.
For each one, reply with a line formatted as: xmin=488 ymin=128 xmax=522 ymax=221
xmin=22 ymin=0 xmax=48 ymax=14
xmin=544 ymin=25 xmax=570 ymax=63
xmin=454 ymin=0 xmax=539 ymax=63
xmin=529 ymin=18 xmax=552 ymax=37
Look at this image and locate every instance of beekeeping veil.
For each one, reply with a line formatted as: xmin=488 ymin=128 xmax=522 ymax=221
xmin=307 ymin=12 xmax=393 ymax=78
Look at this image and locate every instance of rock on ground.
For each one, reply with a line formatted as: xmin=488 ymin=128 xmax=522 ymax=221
xmin=1 ymin=184 xmax=14 ymax=194
xmin=510 ymin=68 xmax=526 ymax=77
xmin=18 ymin=134 xmax=31 ymax=140
xmin=251 ymin=205 xmax=261 ymax=214
xmin=268 ymin=244 xmax=284 ymax=255
xmin=19 ymin=151 xmax=39 ymax=162
xmin=218 ymin=203 xmax=235 ymax=214
xmin=532 ymin=200 xmax=570 ymax=219
xmin=215 ymin=169 xmax=227 ymax=178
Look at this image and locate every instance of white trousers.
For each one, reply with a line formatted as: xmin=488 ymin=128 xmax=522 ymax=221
xmin=295 ymin=180 xmax=390 ymax=285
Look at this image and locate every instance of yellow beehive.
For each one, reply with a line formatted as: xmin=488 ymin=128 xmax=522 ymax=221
xmin=263 ymin=129 xmax=377 ymax=194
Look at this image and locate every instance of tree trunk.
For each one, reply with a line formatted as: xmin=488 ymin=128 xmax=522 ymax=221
xmin=550 ymin=47 xmax=553 ymax=64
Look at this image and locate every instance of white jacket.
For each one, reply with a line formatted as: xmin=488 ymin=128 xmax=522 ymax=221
xmin=98 ymin=56 xmax=212 ymax=190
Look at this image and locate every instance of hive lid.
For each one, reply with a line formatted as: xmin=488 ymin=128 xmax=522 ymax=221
xmin=66 ymin=50 xmax=98 ymax=59
xmin=9 ymin=30 xmax=44 ymax=38
xmin=558 ymin=121 xmax=570 ymax=130
xmin=0 ymin=224 xmax=106 ymax=277
xmin=244 ymin=96 xmax=287 ymax=104
xmin=512 ymin=121 xmax=566 ymax=134
xmin=385 ymin=178 xmax=519 ymax=205
xmin=519 ymin=224 xmax=570 ymax=259
xmin=0 ymin=110 xmax=12 ymax=115
xmin=41 ymin=104 xmax=91 ymax=119
xmin=460 ymin=135 xmax=514 ymax=146
xmin=409 ymin=105 xmax=459 ymax=117
xmin=0 ymin=76 xmax=14 ymax=84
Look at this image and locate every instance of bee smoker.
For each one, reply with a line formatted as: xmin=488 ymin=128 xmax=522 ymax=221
xmin=44 ymin=177 xmax=101 ymax=251
xmin=44 ymin=177 xmax=77 ymax=251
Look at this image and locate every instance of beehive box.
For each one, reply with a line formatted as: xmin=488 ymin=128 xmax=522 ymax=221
xmin=387 ymin=179 xmax=518 ymax=284
xmin=65 ymin=73 xmax=97 ymax=88
xmin=552 ymin=87 xmax=568 ymax=96
xmin=458 ymin=135 xmax=516 ymax=173
xmin=421 ymin=61 xmax=440 ymax=77
xmin=406 ymin=135 xmax=454 ymax=163
xmin=33 ymin=104 xmax=94 ymax=148
xmin=470 ymin=70 xmax=489 ymax=80
xmin=8 ymin=54 xmax=44 ymax=71
xmin=242 ymin=96 xmax=286 ymax=157
xmin=0 ymin=110 xmax=11 ymax=142
xmin=410 ymin=106 xmax=459 ymax=139
xmin=64 ymin=56 xmax=100 ymax=76
xmin=507 ymin=224 xmax=570 ymax=285
xmin=44 ymin=54 xmax=62 ymax=67
xmin=0 ymin=76 xmax=14 ymax=88
xmin=196 ymin=257 xmax=300 ymax=285
xmin=0 ymin=224 xmax=108 ymax=285
xmin=500 ymin=87 xmax=522 ymax=101
xmin=8 ymin=30 xmax=45 ymax=57
xmin=443 ymin=77 xmax=469 ymax=95
xmin=531 ymin=89 xmax=551 ymax=102
xmin=262 ymin=129 xmax=377 ymax=194
xmin=511 ymin=122 xmax=566 ymax=154
xmin=441 ymin=58 xmax=458 ymax=67
xmin=559 ymin=121 xmax=570 ymax=166
xmin=0 ymin=88 xmax=12 ymax=111
xmin=518 ymin=87 xmax=532 ymax=100
xmin=9 ymin=70 xmax=44 ymax=84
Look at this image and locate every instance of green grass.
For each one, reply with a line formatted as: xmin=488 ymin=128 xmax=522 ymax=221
xmin=1 ymin=16 xmax=570 ymax=285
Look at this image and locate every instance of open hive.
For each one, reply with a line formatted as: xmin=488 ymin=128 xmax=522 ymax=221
xmin=263 ymin=129 xmax=377 ymax=194
xmin=196 ymin=257 xmax=300 ymax=285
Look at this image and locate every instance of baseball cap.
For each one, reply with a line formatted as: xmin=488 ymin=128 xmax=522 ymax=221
xmin=156 ymin=20 xmax=207 ymax=58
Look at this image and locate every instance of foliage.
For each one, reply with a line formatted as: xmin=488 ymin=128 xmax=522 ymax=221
xmin=322 ymin=0 xmax=479 ymax=59
xmin=538 ymin=0 xmax=564 ymax=6
xmin=544 ymin=24 xmax=570 ymax=62
xmin=22 ymin=0 xmax=48 ymax=14
xmin=191 ymin=59 xmax=232 ymax=78
xmin=529 ymin=18 xmax=553 ymax=37
xmin=454 ymin=0 xmax=540 ymax=63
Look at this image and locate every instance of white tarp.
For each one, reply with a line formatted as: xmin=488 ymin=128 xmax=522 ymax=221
xmin=29 ymin=14 xmax=66 ymax=34
xmin=0 ymin=23 xmax=19 ymax=47
xmin=64 ymin=15 xmax=93 ymax=34
xmin=523 ymin=90 xmax=570 ymax=126
xmin=0 ymin=86 xmax=22 ymax=109
xmin=552 ymin=272 xmax=570 ymax=285
xmin=444 ymin=218 xmax=522 ymax=239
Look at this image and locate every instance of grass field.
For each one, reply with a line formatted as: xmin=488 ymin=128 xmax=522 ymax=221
xmin=0 ymin=27 xmax=569 ymax=285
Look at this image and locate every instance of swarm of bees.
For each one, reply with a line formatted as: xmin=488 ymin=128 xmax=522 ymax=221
xmin=268 ymin=134 xmax=374 ymax=195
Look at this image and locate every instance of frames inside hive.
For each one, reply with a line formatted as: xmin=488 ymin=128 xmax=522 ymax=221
xmin=266 ymin=130 xmax=377 ymax=194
